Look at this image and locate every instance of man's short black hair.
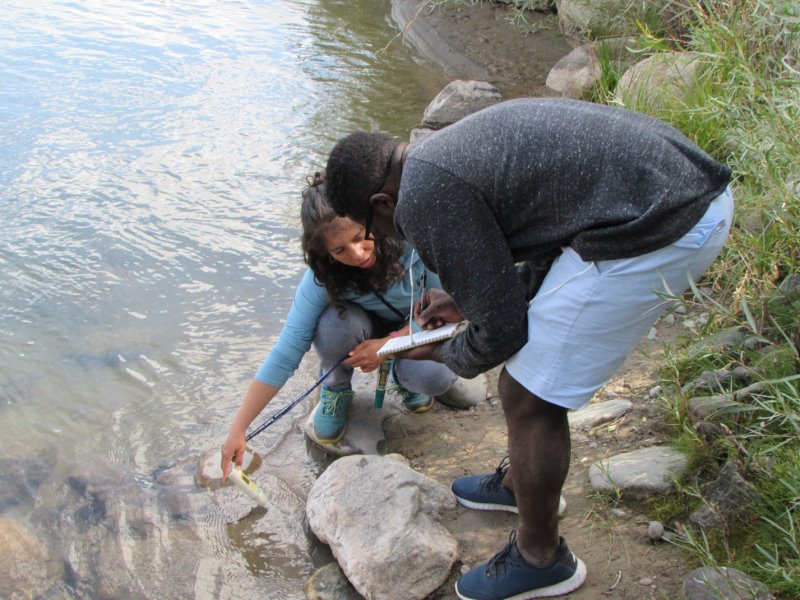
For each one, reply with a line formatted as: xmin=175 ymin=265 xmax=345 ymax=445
xmin=325 ymin=131 xmax=396 ymax=222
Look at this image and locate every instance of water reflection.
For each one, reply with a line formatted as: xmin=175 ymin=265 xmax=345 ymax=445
xmin=0 ymin=0 xmax=449 ymax=595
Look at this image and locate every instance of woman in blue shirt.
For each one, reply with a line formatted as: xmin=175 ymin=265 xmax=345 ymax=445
xmin=221 ymin=172 xmax=457 ymax=474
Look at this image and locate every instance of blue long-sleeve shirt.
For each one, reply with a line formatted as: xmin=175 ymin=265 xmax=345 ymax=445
xmin=255 ymin=247 xmax=438 ymax=387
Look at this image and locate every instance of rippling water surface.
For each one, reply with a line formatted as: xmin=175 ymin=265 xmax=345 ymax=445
xmin=0 ymin=1 xmax=448 ymax=596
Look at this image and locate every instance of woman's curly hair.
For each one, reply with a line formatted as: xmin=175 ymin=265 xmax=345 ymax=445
xmin=301 ymin=171 xmax=406 ymax=310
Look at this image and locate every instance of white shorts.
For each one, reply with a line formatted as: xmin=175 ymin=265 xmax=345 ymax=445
xmin=505 ymin=187 xmax=734 ymax=410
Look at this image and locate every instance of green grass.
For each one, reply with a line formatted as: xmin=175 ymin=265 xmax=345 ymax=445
xmin=619 ymin=2 xmax=800 ymax=591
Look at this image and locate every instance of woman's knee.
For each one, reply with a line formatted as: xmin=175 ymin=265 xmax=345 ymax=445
xmin=314 ymin=303 xmax=373 ymax=357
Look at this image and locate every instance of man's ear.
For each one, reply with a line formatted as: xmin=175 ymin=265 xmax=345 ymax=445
xmin=369 ymin=192 xmax=396 ymax=215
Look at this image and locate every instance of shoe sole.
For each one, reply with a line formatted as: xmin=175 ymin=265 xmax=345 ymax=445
xmin=454 ymin=557 xmax=587 ymax=599
xmin=314 ymin=423 xmax=347 ymax=445
xmin=404 ymin=401 xmax=434 ymax=414
xmin=454 ymin=495 xmax=567 ymax=517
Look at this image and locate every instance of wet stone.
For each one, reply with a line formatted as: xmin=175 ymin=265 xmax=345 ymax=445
xmin=304 ymin=562 xmax=361 ymax=600
xmin=303 ymin=369 xmax=404 ymax=457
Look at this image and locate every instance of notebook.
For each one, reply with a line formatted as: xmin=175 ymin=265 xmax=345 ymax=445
xmin=377 ymin=322 xmax=460 ymax=357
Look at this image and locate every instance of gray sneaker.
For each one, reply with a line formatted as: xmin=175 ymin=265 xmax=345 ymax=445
xmin=455 ymin=531 xmax=587 ymax=600
xmin=451 ymin=457 xmax=566 ymax=515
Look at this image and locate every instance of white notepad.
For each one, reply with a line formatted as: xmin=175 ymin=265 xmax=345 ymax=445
xmin=377 ymin=322 xmax=460 ymax=357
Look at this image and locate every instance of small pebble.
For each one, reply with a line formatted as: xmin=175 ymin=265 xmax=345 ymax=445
xmin=588 ymin=442 xmax=598 ymax=449
xmin=647 ymin=327 xmax=657 ymax=340
xmin=648 ymin=385 xmax=662 ymax=398
xmin=610 ymin=508 xmax=626 ymax=518
xmin=674 ymin=303 xmax=688 ymax=314
xmin=662 ymin=313 xmax=676 ymax=325
xmin=460 ymin=564 xmax=471 ymax=575
xmin=648 ymin=520 xmax=664 ymax=541
xmin=638 ymin=577 xmax=654 ymax=586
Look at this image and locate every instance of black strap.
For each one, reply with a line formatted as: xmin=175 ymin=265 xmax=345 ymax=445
xmin=371 ymin=288 xmax=407 ymax=321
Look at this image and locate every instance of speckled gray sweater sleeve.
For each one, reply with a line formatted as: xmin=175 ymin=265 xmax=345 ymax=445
xmin=395 ymin=98 xmax=732 ymax=378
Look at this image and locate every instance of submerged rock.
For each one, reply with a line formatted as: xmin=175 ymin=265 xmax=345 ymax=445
xmin=0 ymin=517 xmax=63 ymax=598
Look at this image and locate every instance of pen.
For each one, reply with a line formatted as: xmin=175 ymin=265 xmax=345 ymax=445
xmin=419 ymin=272 xmax=427 ymax=317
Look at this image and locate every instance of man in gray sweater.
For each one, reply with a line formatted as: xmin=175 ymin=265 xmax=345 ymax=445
xmin=326 ymin=98 xmax=733 ymax=600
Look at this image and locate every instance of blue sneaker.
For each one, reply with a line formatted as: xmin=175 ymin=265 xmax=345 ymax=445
xmin=313 ymin=386 xmax=353 ymax=443
xmin=451 ymin=457 xmax=566 ymax=516
xmin=455 ymin=531 xmax=586 ymax=600
xmin=391 ymin=361 xmax=434 ymax=413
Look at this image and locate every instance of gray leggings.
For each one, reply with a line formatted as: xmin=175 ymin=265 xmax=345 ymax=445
xmin=312 ymin=302 xmax=458 ymax=396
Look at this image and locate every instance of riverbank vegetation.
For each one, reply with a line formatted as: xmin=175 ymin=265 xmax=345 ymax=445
xmin=435 ymin=0 xmax=800 ymax=595
xmin=583 ymin=0 xmax=797 ymax=593
xmin=602 ymin=1 xmax=799 ymax=595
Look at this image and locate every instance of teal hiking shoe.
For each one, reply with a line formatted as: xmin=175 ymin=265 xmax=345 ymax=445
xmin=313 ymin=386 xmax=353 ymax=443
xmin=396 ymin=386 xmax=434 ymax=413
xmin=391 ymin=362 xmax=434 ymax=413
xmin=455 ymin=530 xmax=586 ymax=600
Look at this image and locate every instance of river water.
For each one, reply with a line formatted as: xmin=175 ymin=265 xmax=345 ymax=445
xmin=0 ymin=1 xmax=454 ymax=597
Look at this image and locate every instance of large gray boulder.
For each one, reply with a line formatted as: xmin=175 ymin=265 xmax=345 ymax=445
xmin=558 ymin=0 xmax=672 ymax=43
xmin=306 ymin=454 xmax=458 ymax=600
xmin=616 ymin=51 xmax=702 ymax=111
xmin=546 ymin=37 xmax=638 ymax=98
xmin=421 ymin=80 xmax=503 ymax=130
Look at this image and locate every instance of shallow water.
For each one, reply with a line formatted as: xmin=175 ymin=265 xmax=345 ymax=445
xmin=0 ymin=1 xmax=450 ymax=596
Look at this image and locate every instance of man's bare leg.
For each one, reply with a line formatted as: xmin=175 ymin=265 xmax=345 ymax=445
xmin=498 ymin=366 xmax=571 ymax=567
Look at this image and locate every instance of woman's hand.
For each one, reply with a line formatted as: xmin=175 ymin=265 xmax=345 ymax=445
xmin=345 ymin=337 xmax=388 ymax=372
xmin=221 ymin=429 xmax=247 ymax=481
xmin=416 ymin=288 xmax=463 ymax=330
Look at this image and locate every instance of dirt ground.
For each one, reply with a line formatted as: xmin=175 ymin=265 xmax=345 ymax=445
xmin=382 ymin=5 xmax=693 ymax=598
xmin=392 ymin=0 xmax=574 ymax=99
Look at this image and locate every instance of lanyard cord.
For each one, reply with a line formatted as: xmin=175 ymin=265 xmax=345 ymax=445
xmin=245 ymin=355 xmax=347 ymax=442
xmin=370 ymin=251 xmax=426 ymax=325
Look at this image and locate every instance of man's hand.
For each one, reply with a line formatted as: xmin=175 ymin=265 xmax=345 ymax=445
xmin=416 ymin=288 xmax=463 ymax=330
xmin=394 ymin=340 xmax=444 ymax=363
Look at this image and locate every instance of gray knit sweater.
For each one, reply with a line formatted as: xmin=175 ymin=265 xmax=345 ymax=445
xmin=395 ymin=98 xmax=732 ymax=378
